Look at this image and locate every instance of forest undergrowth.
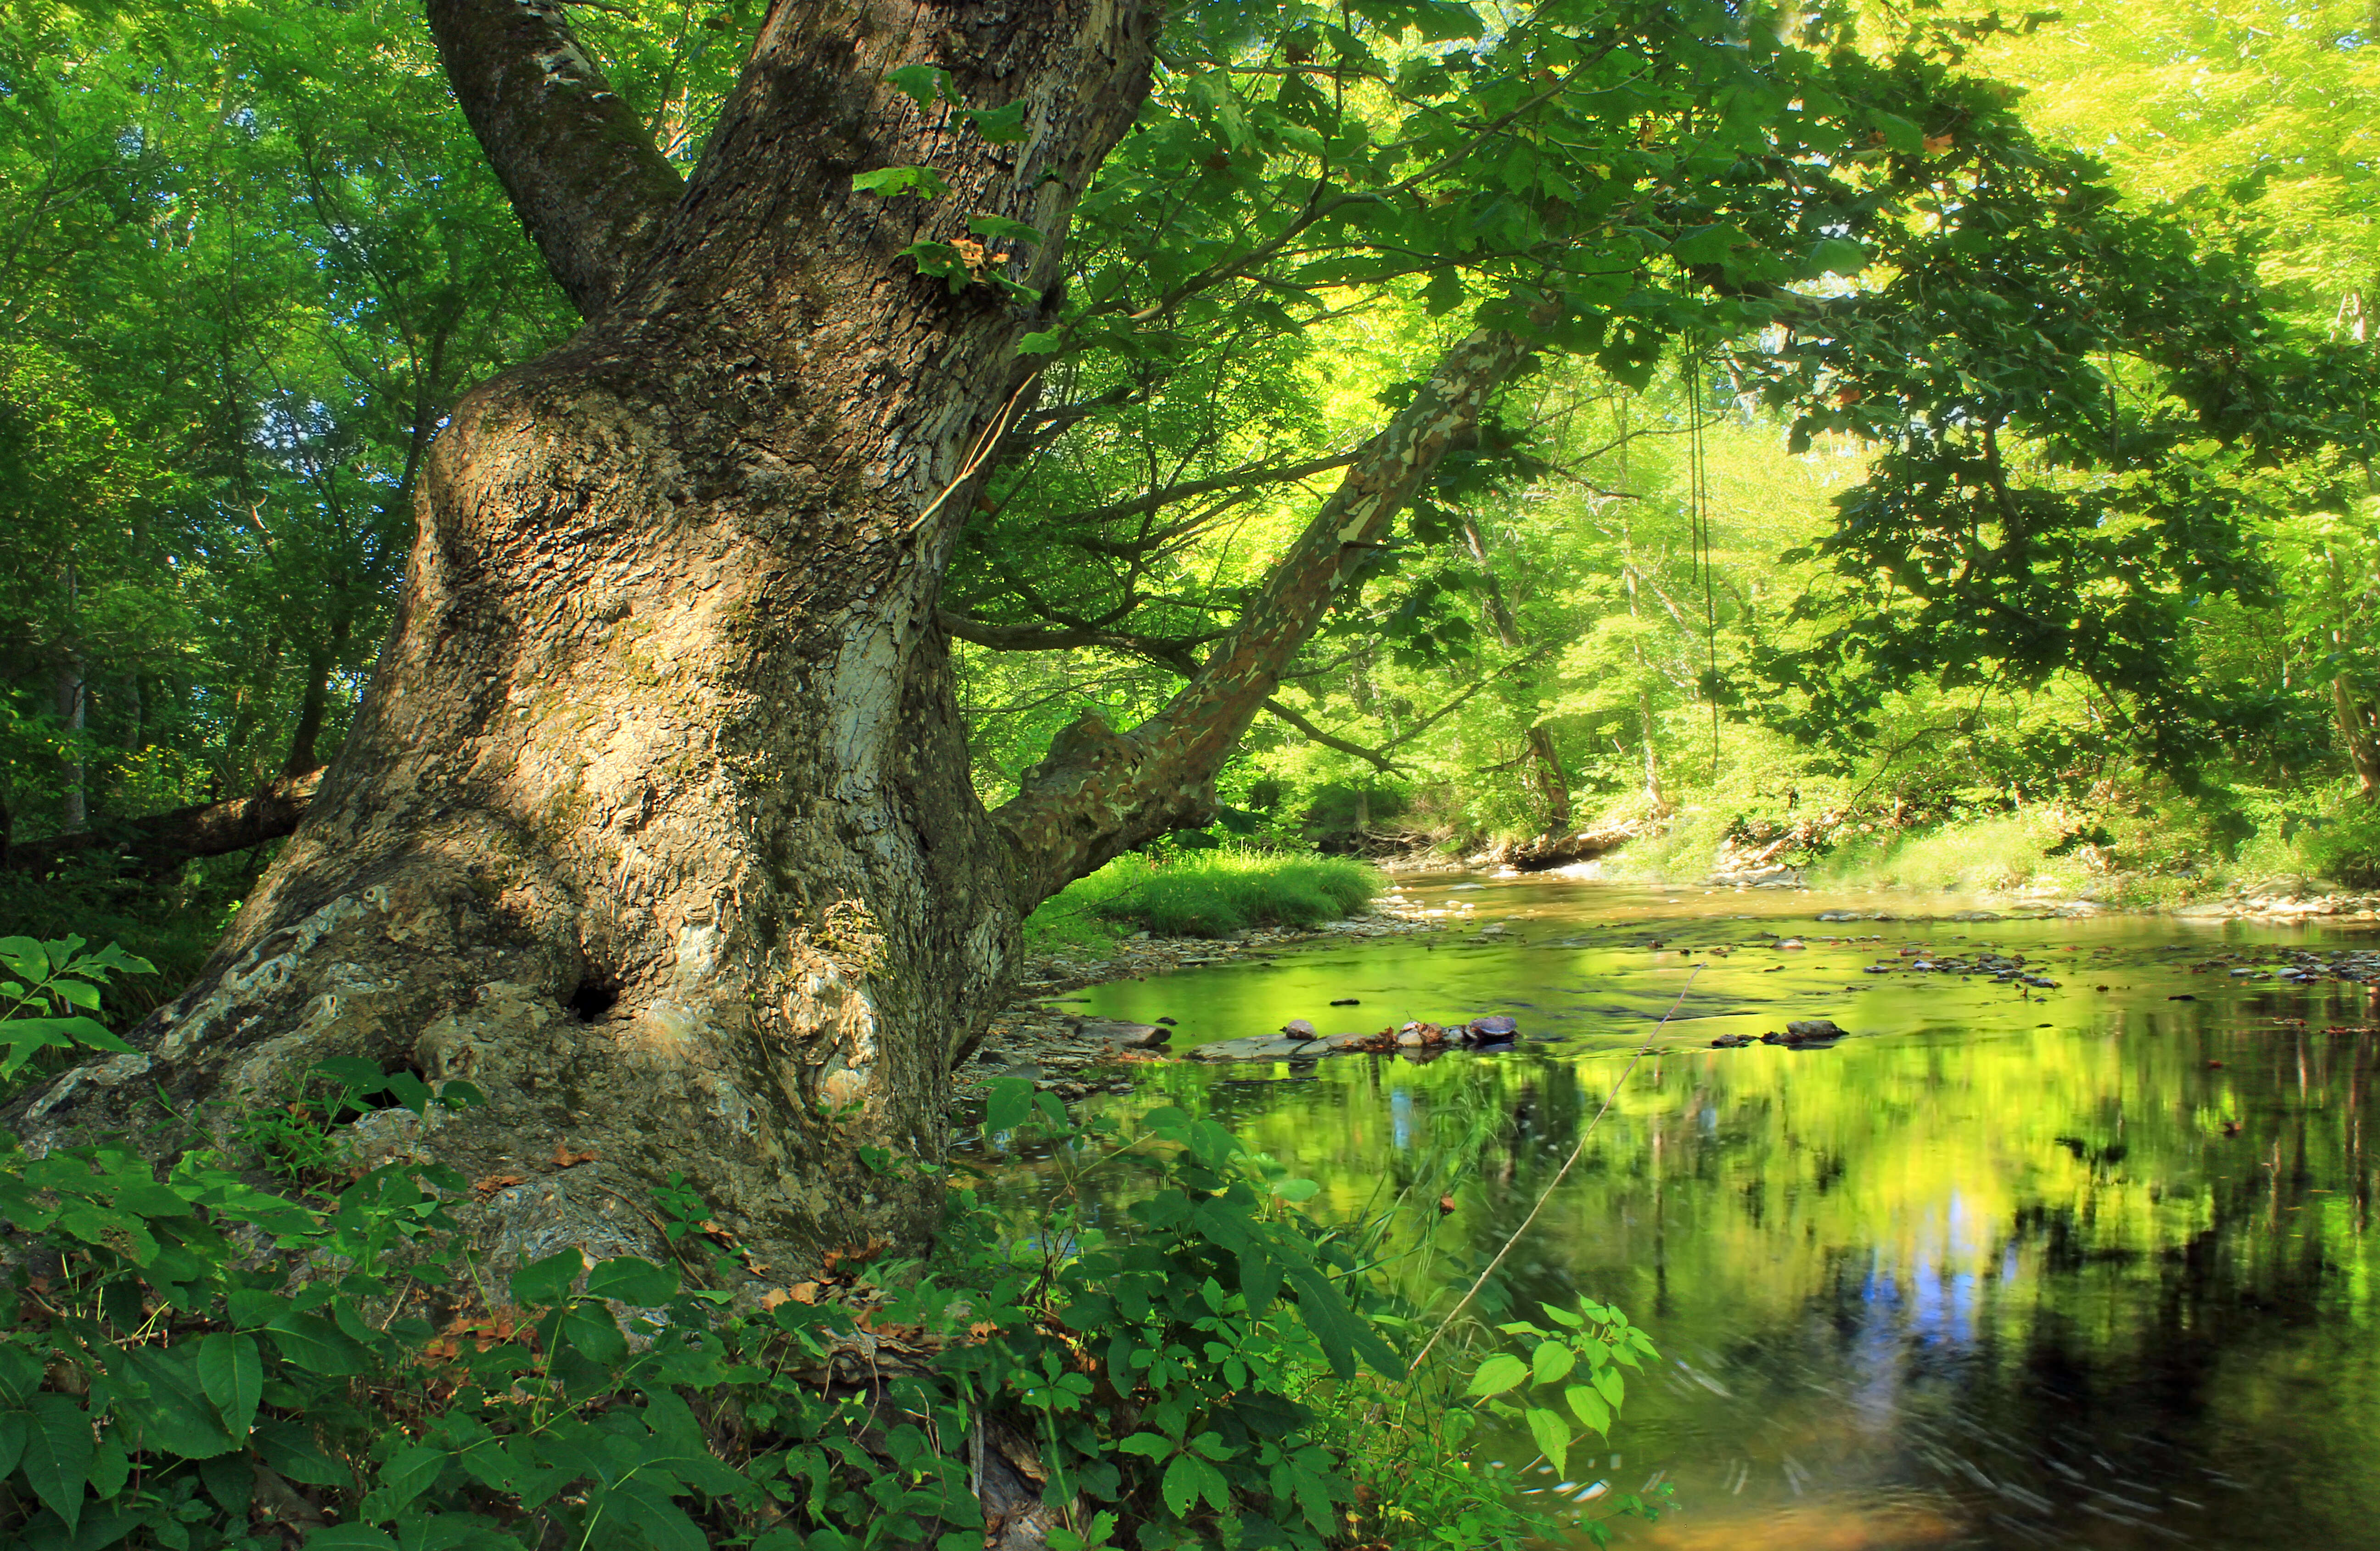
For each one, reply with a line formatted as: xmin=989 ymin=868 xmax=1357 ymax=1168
xmin=0 ymin=941 xmax=1661 ymax=1551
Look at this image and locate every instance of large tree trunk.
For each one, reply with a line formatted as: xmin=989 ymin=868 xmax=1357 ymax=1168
xmin=8 ymin=0 xmax=1539 ymax=1282
xmin=12 ymin=0 xmax=1156 ymax=1276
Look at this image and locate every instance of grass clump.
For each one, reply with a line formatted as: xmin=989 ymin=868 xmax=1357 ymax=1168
xmin=1025 ymin=847 xmax=1381 ymax=951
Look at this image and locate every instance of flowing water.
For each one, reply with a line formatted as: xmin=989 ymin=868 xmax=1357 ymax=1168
xmin=1015 ymin=874 xmax=2380 ymax=1551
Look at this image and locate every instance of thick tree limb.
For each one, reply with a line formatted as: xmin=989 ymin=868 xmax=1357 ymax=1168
xmin=1048 ymin=450 xmax=1361 ymax=539
xmin=426 ymin=0 xmax=685 ymax=318
xmin=2 ymin=770 xmax=323 ymax=874
xmin=1263 ymin=698 xmax=1400 ymax=774
xmin=992 ymin=321 xmax=1539 ymax=907
xmin=937 ymin=609 xmax=1209 ymax=672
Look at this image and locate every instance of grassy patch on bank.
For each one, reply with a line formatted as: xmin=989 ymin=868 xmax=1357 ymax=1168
xmin=1024 ymin=848 xmax=1382 ymax=955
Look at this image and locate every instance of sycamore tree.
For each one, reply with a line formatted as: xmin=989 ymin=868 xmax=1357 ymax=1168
xmin=7 ymin=0 xmax=2358 ymax=1275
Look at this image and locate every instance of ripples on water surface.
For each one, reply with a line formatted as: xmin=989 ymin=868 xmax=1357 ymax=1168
xmin=1009 ymin=877 xmax=2380 ymax=1550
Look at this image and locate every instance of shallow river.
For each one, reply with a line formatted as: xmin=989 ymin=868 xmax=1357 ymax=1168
xmin=1029 ymin=875 xmax=2380 ymax=1551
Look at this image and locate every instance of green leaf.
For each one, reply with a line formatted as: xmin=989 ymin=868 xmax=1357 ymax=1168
xmin=254 ymin=1419 xmax=351 ymax=1487
xmin=962 ymin=101 xmax=1028 ymax=145
xmin=308 ymin=1528 xmax=398 ymax=1551
xmin=967 ymin=214 xmax=1044 ymax=247
xmin=0 ymin=1342 xmax=42 ymax=1402
xmin=1564 ymin=1383 xmax=1610 ymax=1435
xmin=1868 ymin=110 xmax=1924 ymax=153
xmin=984 ymin=1077 xmax=1033 ymax=1134
xmin=372 ymin=1444 xmax=446 ymax=1514
xmin=1268 ymin=1178 xmax=1319 ymax=1202
xmin=1464 ymin=1353 xmax=1529 ymax=1398
xmin=22 ymin=1393 xmax=94 ymax=1534
xmin=125 ymin=1348 xmax=241 ymax=1458
xmin=1531 ymin=1340 xmax=1576 ymax=1386
xmin=584 ymin=1257 xmax=677 ymax=1305
xmin=1593 ymin=1364 xmax=1625 ymax=1408
xmin=1116 ymin=1432 xmax=1174 ymax=1459
xmin=607 ymin=1477 xmax=707 ymax=1551
xmin=1161 ymin=1453 xmax=1228 ymax=1517
xmin=1526 ymin=1405 xmax=1571 ymax=1476
xmin=0 ymin=1409 xmax=25 ymax=1478
xmin=884 ymin=64 xmax=951 ymax=109
xmin=196 ymin=1333 xmax=263 ymax=1439
xmin=312 ymin=1056 xmax=384 ymax=1093
xmin=1809 ymin=236 xmax=1868 ymax=276
xmin=1671 ymin=222 xmax=1747 ymax=266
xmin=0 ymin=936 xmax=50 ymax=981
xmin=508 ymin=1248 xmax=584 ymax=1308
xmin=266 ymin=1312 xmax=367 ymax=1376
xmin=852 ymin=166 xmax=952 ymax=200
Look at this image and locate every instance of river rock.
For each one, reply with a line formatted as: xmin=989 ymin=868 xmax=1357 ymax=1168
xmin=1330 ymin=998 xmax=1361 ymax=1006
xmin=1281 ymin=1018 xmax=1318 ymax=1038
xmin=1074 ymin=1018 xmax=1168 ymax=1049
xmin=1710 ymin=1033 xmax=1755 ymax=1049
xmin=1464 ymin=1015 xmax=1519 ymax=1042
xmin=1765 ymin=1018 xmax=1846 ymax=1047
xmin=1190 ymin=1036 xmax=1327 ymax=1062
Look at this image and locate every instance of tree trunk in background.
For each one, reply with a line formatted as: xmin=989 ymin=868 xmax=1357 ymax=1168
xmin=2335 ymin=675 xmax=2380 ymax=799
xmin=283 ymin=617 xmax=351 ymax=778
xmin=52 ymin=660 xmax=85 ymax=834
xmin=1640 ymin=688 xmax=1665 ymax=814
xmin=1461 ymin=517 xmax=1569 ymax=832
xmin=53 ymin=562 xmax=86 ymax=833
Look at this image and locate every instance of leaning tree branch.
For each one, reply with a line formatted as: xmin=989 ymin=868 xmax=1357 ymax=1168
xmin=1 ymin=770 xmax=325 ymax=876
xmin=1263 ymin=698 xmax=1402 ymax=774
xmin=1048 ymin=449 xmax=1362 ymax=537
xmin=425 ymin=0 xmax=685 ymax=318
xmin=937 ymin=608 xmax=1212 ymax=674
xmin=991 ymin=318 xmax=1542 ymax=908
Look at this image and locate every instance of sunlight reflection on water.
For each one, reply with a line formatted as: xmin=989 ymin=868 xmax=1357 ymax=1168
xmin=995 ymin=877 xmax=2380 ymax=1550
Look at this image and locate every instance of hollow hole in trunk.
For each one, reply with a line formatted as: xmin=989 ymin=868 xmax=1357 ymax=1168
xmin=567 ymin=974 xmax=620 ymax=1022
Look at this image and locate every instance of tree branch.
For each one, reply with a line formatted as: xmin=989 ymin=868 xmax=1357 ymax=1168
xmin=1047 ymin=450 xmax=1361 ymax=538
xmin=991 ymin=319 xmax=1541 ymax=907
xmin=2 ymin=771 xmax=324 ymax=875
xmin=937 ymin=609 xmax=1209 ymax=673
xmin=425 ymin=0 xmax=685 ymax=318
xmin=1263 ymin=698 xmax=1401 ymax=774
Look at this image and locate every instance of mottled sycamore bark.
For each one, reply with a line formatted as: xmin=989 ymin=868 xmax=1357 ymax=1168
xmin=8 ymin=0 xmax=1537 ymax=1280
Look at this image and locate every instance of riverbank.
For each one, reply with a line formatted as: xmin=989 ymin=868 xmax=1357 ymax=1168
xmin=1430 ymin=802 xmax=2380 ymax=924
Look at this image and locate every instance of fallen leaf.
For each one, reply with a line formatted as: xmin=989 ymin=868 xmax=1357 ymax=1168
xmin=472 ymin=1172 xmax=526 ymax=1199
xmin=554 ymin=1141 xmax=599 ymax=1168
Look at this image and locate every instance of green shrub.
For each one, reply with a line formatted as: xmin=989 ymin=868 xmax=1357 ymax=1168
xmin=0 ymin=1032 xmax=1661 ymax=1550
xmin=2299 ymin=797 xmax=2380 ymax=887
xmin=1027 ymin=849 xmax=1381 ymax=947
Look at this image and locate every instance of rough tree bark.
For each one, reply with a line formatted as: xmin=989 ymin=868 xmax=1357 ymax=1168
xmin=9 ymin=0 xmax=1542 ymax=1280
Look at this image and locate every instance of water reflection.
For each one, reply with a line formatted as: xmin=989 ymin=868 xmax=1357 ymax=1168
xmin=994 ymin=879 xmax=2380 ymax=1549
